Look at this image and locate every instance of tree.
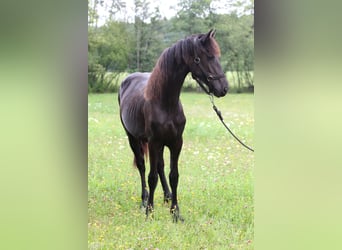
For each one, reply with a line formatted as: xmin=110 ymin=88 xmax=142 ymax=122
xmin=88 ymin=1 xmax=134 ymax=92
xmin=88 ymin=0 xmax=254 ymax=93
xmin=215 ymin=12 xmax=254 ymax=92
xmin=174 ymin=0 xmax=213 ymax=35
xmin=134 ymin=0 xmax=150 ymax=71
xmin=107 ymin=0 xmax=126 ymax=21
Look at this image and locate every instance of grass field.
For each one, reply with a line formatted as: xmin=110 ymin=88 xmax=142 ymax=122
xmin=88 ymin=92 xmax=254 ymax=249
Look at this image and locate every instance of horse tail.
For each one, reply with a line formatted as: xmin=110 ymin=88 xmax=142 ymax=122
xmin=133 ymin=142 xmax=149 ymax=167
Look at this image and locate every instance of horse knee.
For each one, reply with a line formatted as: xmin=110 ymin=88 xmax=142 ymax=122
xmin=148 ymin=172 xmax=158 ymax=188
xmin=169 ymin=171 xmax=179 ymax=187
xmin=134 ymin=156 xmax=145 ymax=169
xmin=169 ymin=171 xmax=179 ymax=179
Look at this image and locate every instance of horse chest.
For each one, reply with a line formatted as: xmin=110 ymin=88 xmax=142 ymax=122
xmin=147 ymin=112 xmax=185 ymax=141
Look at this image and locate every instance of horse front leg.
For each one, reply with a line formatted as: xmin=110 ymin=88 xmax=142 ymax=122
xmin=169 ymin=137 xmax=184 ymax=223
xmin=146 ymin=140 xmax=161 ymax=219
xmin=157 ymin=147 xmax=172 ymax=204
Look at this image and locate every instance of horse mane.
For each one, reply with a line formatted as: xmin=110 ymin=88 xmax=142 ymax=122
xmin=144 ymin=34 xmax=221 ymax=100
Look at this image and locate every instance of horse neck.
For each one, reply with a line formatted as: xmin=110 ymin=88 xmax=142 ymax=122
xmin=147 ymin=56 xmax=189 ymax=109
xmin=161 ymin=65 xmax=189 ymax=107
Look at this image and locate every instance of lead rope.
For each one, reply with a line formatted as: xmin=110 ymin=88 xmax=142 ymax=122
xmin=209 ymin=94 xmax=254 ymax=152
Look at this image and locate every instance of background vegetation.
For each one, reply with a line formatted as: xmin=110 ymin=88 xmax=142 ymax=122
xmin=88 ymin=0 xmax=254 ymax=93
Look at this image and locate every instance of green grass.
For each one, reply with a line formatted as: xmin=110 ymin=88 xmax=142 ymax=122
xmin=88 ymin=92 xmax=254 ymax=249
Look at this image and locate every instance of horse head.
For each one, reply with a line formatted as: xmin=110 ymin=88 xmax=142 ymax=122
xmin=190 ymin=29 xmax=229 ymax=97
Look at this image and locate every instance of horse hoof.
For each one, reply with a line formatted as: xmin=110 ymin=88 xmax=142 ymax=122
xmin=170 ymin=206 xmax=184 ymax=223
xmin=172 ymin=213 xmax=184 ymax=223
xmin=172 ymin=212 xmax=184 ymax=223
xmin=145 ymin=205 xmax=154 ymax=220
xmin=140 ymin=200 xmax=147 ymax=209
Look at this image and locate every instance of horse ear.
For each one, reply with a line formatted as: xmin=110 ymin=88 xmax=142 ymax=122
xmin=201 ymin=29 xmax=216 ymax=44
xmin=211 ymin=29 xmax=216 ymax=38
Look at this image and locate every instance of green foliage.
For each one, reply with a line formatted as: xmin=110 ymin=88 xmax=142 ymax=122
xmin=133 ymin=1 xmax=165 ymax=72
xmin=215 ymin=13 xmax=254 ymax=90
xmin=174 ymin=0 xmax=213 ymax=34
xmin=88 ymin=0 xmax=254 ymax=93
xmin=88 ymin=93 xmax=254 ymax=249
xmin=88 ymin=22 xmax=134 ymax=92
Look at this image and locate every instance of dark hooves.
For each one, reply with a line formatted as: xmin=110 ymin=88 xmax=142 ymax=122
xmin=141 ymin=190 xmax=149 ymax=208
xmin=171 ymin=206 xmax=184 ymax=223
xmin=140 ymin=200 xmax=148 ymax=209
xmin=145 ymin=205 xmax=154 ymax=220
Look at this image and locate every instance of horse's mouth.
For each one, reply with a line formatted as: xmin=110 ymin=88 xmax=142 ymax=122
xmin=211 ymin=86 xmax=228 ymax=97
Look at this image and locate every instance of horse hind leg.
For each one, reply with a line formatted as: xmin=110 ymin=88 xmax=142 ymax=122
xmin=127 ymin=134 xmax=149 ymax=208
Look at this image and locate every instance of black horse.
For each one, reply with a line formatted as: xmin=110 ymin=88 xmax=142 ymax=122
xmin=118 ymin=29 xmax=228 ymax=222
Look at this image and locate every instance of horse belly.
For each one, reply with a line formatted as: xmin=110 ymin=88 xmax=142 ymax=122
xmin=119 ymin=73 xmax=149 ymax=139
xmin=121 ymin=107 xmax=146 ymax=139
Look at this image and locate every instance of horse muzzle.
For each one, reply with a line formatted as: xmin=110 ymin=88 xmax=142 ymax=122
xmin=210 ymin=79 xmax=229 ymax=97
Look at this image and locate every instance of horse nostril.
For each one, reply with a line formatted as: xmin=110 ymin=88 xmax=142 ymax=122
xmin=223 ymin=86 xmax=228 ymax=94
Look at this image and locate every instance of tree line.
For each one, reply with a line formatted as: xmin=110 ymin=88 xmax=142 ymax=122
xmin=88 ymin=0 xmax=254 ymax=93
